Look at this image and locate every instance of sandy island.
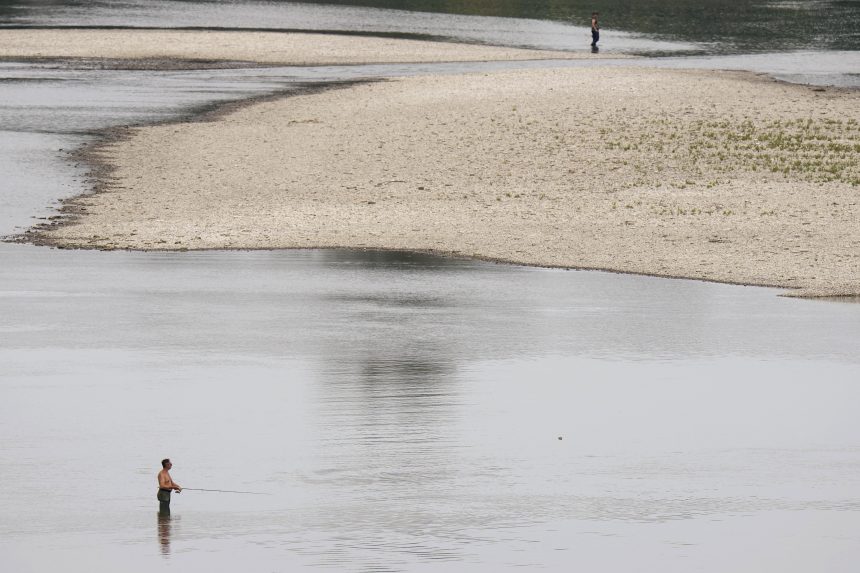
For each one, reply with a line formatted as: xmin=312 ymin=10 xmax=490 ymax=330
xmin=7 ymin=31 xmax=860 ymax=297
xmin=0 ymin=29 xmax=590 ymax=65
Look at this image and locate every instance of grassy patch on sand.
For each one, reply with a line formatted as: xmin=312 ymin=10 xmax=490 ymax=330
xmin=603 ymin=116 xmax=860 ymax=187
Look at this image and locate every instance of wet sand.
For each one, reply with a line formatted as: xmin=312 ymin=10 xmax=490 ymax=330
xmin=9 ymin=32 xmax=860 ymax=297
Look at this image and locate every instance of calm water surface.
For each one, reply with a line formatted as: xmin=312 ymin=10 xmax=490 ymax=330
xmin=2 ymin=244 xmax=860 ymax=572
xmin=1 ymin=2 xmax=860 ymax=572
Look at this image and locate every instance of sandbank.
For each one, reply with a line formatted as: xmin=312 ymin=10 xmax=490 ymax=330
xmin=21 ymin=64 xmax=860 ymax=297
xmin=0 ymin=28 xmax=591 ymax=65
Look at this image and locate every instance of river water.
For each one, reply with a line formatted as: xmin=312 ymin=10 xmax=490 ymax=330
xmin=1 ymin=2 xmax=860 ymax=572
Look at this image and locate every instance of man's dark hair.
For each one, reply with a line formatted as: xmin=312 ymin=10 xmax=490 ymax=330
xmin=161 ymin=458 xmax=170 ymax=468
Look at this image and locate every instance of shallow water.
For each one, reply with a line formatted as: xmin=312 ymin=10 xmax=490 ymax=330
xmin=1 ymin=3 xmax=860 ymax=572
xmin=0 ymin=0 xmax=695 ymax=55
xmin=3 ymin=0 xmax=858 ymax=85
xmin=2 ymin=244 xmax=860 ymax=572
xmin=3 ymin=0 xmax=859 ymax=54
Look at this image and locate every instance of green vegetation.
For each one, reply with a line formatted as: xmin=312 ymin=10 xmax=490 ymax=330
xmin=603 ymin=116 xmax=860 ymax=187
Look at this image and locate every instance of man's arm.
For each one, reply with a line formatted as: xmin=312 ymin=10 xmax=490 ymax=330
xmin=159 ymin=471 xmax=182 ymax=491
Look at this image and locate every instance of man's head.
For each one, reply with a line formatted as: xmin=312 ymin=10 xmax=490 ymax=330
xmin=161 ymin=458 xmax=171 ymax=469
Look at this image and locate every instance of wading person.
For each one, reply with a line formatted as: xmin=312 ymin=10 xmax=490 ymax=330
xmin=157 ymin=458 xmax=182 ymax=514
xmin=591 ymin=12 xmax=600 ymax=50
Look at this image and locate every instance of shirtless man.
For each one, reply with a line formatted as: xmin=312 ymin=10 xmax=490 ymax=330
xmin=591 ymin=12 xmax=600 ymax=49
xmin=157 ymin=458 xmax=182 ymax=514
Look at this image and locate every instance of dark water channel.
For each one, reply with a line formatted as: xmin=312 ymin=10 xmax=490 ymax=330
xmin=1 ymin=2 xmax=860 ymax=572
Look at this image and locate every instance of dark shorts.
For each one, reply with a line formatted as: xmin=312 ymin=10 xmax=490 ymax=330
xmin=157 ymin=489 xmax=172 ymax=502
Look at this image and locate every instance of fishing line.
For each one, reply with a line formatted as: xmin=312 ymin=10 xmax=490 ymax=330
xmin=182 ymin=488 xmax=271 ymax=496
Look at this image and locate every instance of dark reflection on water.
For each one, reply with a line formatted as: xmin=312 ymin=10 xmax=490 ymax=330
xmin=157 ymin=511 xmax=172 ymax=556
xmin=315 ymin=248 xmax=469 ymax=270
xmin=2 ymin=244 xmax=858 ymax=363
xmin=309 ymin=351 xmax=466 ymax=568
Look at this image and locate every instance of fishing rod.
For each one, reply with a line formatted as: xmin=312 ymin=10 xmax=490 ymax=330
xmin=181 ymin=488 xmax=271 ymax=496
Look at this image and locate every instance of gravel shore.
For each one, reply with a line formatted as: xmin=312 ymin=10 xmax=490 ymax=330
xmin=12 ymin=32 xmax=860 ymax=297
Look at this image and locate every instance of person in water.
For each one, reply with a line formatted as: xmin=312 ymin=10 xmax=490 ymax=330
xmin=591 ymin=12 xmax=600 ymax=49
xmin=157 ymin=458 xmax=182 ymax=514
